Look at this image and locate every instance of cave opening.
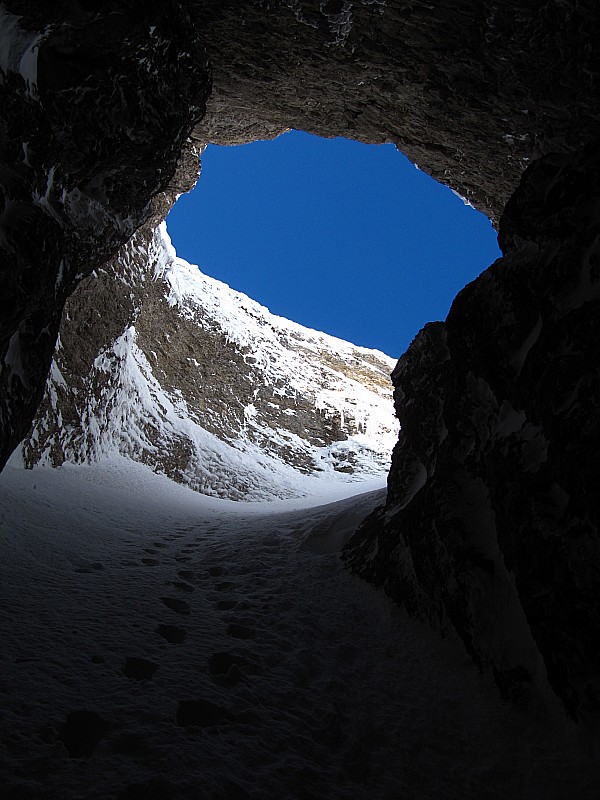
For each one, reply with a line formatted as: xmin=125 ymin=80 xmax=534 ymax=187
xmin=166 ymin=130 xmax=501 ymax=359
xmin=1 ymin=4 xmax=599 ymax=793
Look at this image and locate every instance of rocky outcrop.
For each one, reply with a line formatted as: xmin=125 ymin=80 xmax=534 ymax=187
xmin=17 ymin=224 xmax=397 ymax=500
xmin=345 ymin=140 xmax=600 ymax=725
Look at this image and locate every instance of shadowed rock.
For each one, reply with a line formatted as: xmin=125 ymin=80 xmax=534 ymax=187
xmin=345 ymin=141 xmax=600 ymax=725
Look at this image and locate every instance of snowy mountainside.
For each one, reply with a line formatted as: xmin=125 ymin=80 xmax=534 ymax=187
xmin=18 ymin=224 xmax=398 ymax=500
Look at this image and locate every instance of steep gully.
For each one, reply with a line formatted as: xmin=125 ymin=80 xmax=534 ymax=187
xmin=1 ymin=1 xmax=600 ymax=727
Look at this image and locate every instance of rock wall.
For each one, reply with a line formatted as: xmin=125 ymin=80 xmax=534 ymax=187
xmin=345 ymin=141 xmax=600 ymax=725
xmin=0 ymin=1 xmax=210 ymax=468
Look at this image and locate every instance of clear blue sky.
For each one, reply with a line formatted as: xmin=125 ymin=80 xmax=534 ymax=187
xmin=166 ymin=130 xmax=501 ymax=358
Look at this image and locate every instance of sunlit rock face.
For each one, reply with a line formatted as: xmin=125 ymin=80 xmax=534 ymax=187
xmin=345 ymin=141 xmax=600 ymax=725
xmin=17 ymin=225 xmax=398 ymax=501
xmin=1 ymin=0 xmax=600 ymax=723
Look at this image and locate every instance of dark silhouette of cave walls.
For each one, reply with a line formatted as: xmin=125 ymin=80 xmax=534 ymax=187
xmin=1 ymin=0 xmax=599 ymax=725
xmin=0 ymin=1 xmax=210 ymax=468
xmin=345 ymin=141 xmax=600 ymax=725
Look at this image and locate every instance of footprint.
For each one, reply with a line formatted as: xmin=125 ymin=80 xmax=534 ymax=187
xmin=59 ymin=710 xmax=109 ymax=758
xmin=176 ymin=699 xmax=231 ymax=728
xmin=74 ymin=562 xmax=104 ymax=574
xmin=155 ymin=624 xmax=186 ymax=644
xmin=152 ymin=542 xmax=167 ymax=549
xmin=122 ymin=657 xmax=158 ymax=682
xmin=215 ymin=581 xmax=236 ymax=591
xmin=208 ymin=566 xmax=226 ymax=577
xmin=175 ymin=555 xmax=192 ymax=563
xmin=215 ymin=600 xmax=237 ymax=611
xmin=141 ymin=558 xmax=159 ymax=566
xmin=227 ymin=623 xmax=255 ymax=640
xmin=172 ymin=581 xmax=194 ymax=593
xmin=178 ymin=569 xmax=196 ymax=582
xmin=161 ymin=597 xmax=191 ymax=615
xmin=208 ymin=652 xmax=246 ymax=687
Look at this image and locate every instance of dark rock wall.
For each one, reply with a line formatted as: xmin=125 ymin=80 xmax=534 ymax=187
xmin=2 ymin=0 xmax=600 ymax=724
xmin=0 ymin=1 xmax=210 ymax=468
xmin=345 ymin=141 xmax=600 ymax=724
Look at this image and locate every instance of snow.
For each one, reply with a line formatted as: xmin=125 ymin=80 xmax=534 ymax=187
xmin=24 ymin=224 xmax=398 ymax=501
xmin=156 ymin=222 xmax=398 ymax=469
xmin=77 ymin=321 xmax=387 ymax=501
xmin=451 ymin=187 xmax=475 ymax=208
xmin=0 ymin=458 xmax=597 ymax=799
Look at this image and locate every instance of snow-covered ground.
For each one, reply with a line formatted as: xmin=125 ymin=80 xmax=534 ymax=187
xmin=1 ymin=459 xmax=598 ymax=799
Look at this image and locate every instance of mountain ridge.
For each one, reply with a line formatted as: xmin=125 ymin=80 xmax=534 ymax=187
xmin=16 ymin=224 xmax=398 ymax=501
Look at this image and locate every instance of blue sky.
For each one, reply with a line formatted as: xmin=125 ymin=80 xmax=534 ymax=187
xmin=166 ymin=130 xmax=501 ymax=358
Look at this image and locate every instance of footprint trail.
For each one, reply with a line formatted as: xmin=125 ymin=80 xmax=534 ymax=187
xmin=0 ymin=460 xmax=598 ymax=799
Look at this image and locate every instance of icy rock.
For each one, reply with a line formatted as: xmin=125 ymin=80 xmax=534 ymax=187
xmin=18 ymin=224 xmax=398 ymax=501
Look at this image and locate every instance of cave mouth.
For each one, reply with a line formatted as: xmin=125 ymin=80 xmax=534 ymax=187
xmin=9 ymin=129 xmax=502 ymax=502
xmin=166 ymin=130 xmax=502 ymax=359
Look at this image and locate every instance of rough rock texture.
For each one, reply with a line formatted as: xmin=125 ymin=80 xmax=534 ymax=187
xmin=0 ymin=1 xmax=210 ymax=469
xmin=193 ymin=0 xmax=600 ymax=222
xmin=1 ymin=0 xmax=600 ymax=725
xmin=17 ymin=225 xmax=397 ymax=499
xmin=345 ymin=140 xmax=600 ymax=725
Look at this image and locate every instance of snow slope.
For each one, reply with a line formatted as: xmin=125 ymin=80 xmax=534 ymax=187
xmin=18 ymin=225 xmax=398 ymax=501
xmin=0 ymin=459 xmax=597 ymax=799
